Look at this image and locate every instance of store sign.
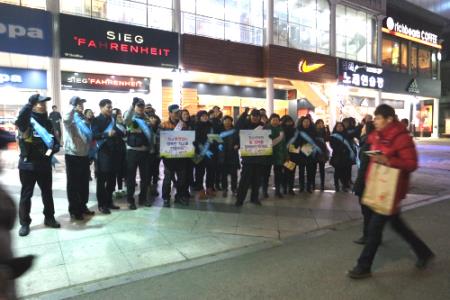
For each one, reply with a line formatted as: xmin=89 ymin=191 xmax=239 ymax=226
xmin=61 ymin=72 xmax=150 ymax=93
xmin=0 ymin=67 xmax=47 ymax=89
xmin=0 ymin=3 xmax=52 ymax=56
xmin=383 ymin=17 xmax=441 ymax=49
xmin=60 ymin=14 xmax=178 ymax=68
xmin=407 ymin=79 xmax=420 ymax=94
xmin=338 ymin=59 xmax=384 ymax=89
xmin=298 ymin=59 xmax=325 ymax=73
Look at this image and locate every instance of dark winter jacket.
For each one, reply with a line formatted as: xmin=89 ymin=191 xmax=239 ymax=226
xmin=15 ymin=104 xmax=60 ymax=171
xmin=269 ymin=125 xmax=288 ymax=166
xmin=219 ymin=126 xmax=240 ymax=167
xmin=289 ymin=125 xmax=317 ymax=165
xmin=315 ymin=127 xmax=330 ymax=163
xmin=354 ymin=135 xmax=370 ymax=197
xmin=330 ymin=132 xmax=354 ymax=168
xmin=92 ymin=113 xmax=119 ymax=173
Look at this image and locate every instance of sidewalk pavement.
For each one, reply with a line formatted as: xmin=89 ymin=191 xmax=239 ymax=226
xmin=0 ymin=165 xmax=436 ymax=299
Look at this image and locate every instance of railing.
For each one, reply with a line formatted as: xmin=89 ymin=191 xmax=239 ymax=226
xmin=181 ymin=12 xmax=263 ymax=46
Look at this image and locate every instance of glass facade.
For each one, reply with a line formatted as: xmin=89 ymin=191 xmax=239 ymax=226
xmin=181 ymin=0 xmax=264 ymax=46
xmin=336 ymin=4 xmax=376 ymax=63
xmin=274 ymin=0 xmax=330 ymax=54
xmin=0 ymin=0 xmax=46 ymax=9
xmin=60 ymin=0 xmax=173 ymax=31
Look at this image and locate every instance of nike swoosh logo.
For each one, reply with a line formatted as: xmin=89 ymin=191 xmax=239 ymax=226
xmin=298 ymin=59 xmax=325 ymax=73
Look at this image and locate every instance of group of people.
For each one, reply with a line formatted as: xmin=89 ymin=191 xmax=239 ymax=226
xmin=12 ymin=93 xmax=397 ymax=237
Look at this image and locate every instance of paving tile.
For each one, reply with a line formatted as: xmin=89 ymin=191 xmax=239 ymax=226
xmin=124 ymin=244 xmax=187 ymax=271
xmin=235 ymin=227 xmax=280 ymax=239
xmin=60 ymin=234 xmax=120 ymax=264
xmin=158 ymin=228 xmax=208 ymax=244
xmin=65 ymin=253 xmax=133 ymax=285
xmin=15 ymin=242 xmax=64 ymax=270
xmin=237 ymin=214 xmax=278 ymax=230
xmin=11 ymin=227 xmax=60 ymax=249
xmin=277 ymin=216 xmax=319 ymax=232
xmin=57 ymin=223 xmax=109 ymax=242
xmin=173 ymin=236 xmax=230 ymax=259
xmin=16 ymin=265 xmax=69 ymax=298
xmin=214 ymin=233 xmax=270 ymax=249
xmin=111 ymin=229 xmax=170 ymax=252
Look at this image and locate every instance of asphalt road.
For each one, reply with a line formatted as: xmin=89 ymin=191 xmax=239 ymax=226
xmin=70 ymin=198 xmax=450 ymax=300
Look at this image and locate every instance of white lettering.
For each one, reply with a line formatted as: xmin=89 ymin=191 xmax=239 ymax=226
xmin=105 ymin=30 xmax=144 ymax=44
xmin=0 ymin=22 xmax=44 ymax=40
xmin=390 ymin=19 xmax=438 ymax=45
xmin=0 ymin=73 xmax=23 ymax=84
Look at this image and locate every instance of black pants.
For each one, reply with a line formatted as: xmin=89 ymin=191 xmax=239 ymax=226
xmin=261 ymin=164 xmax=271 ymax=194
xmin=344 ymin=165 xmax=353 ymax=187
xmin=299 ymin=160 xmax=315 ymax=190
xmin=360 ymin=200 xmax=373 ymax=238
xmin=357 ymin=211 xmax=433 ymax=270
xmin=19 ymin=168 xmax=55 ymax=226
xmin=312 ymin=161 xmax=326 ymax=188
xmin=195 ymin=160 xmax=215 ymax=190
xmin=162 ymin=160 xmax=187 ymax=201
xmin=96 ymin=171 xmax=115 ymax=209
xmin=237 ymin=163 xmax=263 ymax=204
xmin=333 ymin=166 xmax=347 ymax=189
xmin=282 ymin=167 xmax=295 ymax=193
xmin=148 ymin=154 xmax=160 ymax=186
xmin=221 ymin=164 xmax=238 ymax=192
xmin=65 ymin=155 xmax=90 ymax=216
xmin=273 ymin=165 xmax=283 ymax=192
xmin=185 ymin=159 xmax=195 ymax=188
xmin=126 ymin=150 xmax=149 ymax=204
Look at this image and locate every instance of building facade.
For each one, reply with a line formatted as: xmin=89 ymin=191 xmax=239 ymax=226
xmin=0 ymin=0 xmax=445 ymax=136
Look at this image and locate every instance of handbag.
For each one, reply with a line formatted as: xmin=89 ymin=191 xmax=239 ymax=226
xmin=362 ymin=163 xmax=400 ymax=215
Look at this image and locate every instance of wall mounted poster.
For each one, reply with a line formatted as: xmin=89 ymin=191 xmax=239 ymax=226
xmin=239 ymin=130 xmax=272 ymax=157
xmin=160 ymin=131 xmax=195 ymax=158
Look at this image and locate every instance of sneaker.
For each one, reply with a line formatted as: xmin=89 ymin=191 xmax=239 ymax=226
xmin=347 ymin=266 xmax=372 ymax=279
xmin=44 ymin=218 xmax=61 ymax=228
xmin=416 ymin=252 xmax=435 ymax=269
xmin=18 ymin=225 xmax=30 ymax=237
xmin=353 ymin=237 xmax=367 ymax=245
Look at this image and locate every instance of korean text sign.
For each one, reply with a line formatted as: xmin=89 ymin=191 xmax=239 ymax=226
xmin=160 ymin=131 xmax=195 ymax=158
xmin=239 ymin=130 xmax=273 ymax=157
xmin=338 ymin=59 xmax=384 ymax=90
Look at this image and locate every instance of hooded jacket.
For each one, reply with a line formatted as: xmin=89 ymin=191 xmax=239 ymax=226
xmin=366 ymin=121 xmax=418 ymax=213
xmin=63 ymin=109 xmax=91 ymax=157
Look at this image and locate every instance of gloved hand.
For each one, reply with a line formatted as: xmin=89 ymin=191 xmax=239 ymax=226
xmin=218 ymin=144 xmax=224 ymax=152
xmin=132 ymin=97 xmax=140 ymax=107
xmin=28 ymin=94 xmax=39 ymax=106
xmin=205 ymin=150 xmax=213 ymax=159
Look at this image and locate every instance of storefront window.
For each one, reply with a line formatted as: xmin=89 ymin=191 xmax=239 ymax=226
xmin=0 ymin=0 xmax=46 ymax=9
xmin=432 ymin=51 xmax=438 ymax=79
xmin=60 ymin=0 xmax=173 ymax=31
xmin=418 ymin=48 xmax=431 ymax=76
xmin=411 ymin=46 xmax=418 ymax=75
xmin=336 ymin=4 xmax=376 ymax=63
xmin=181 ymin=0 xmax=264 ymax=46
xmin=400 ymin=42 xmax=408 ymax=73
xmin=382 ymin=38 xmax=400 ymax=71
xmin=274 ymin=0 xmax=330 ymax=54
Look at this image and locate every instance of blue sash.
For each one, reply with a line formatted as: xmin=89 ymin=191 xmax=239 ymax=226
xmin=219 ymin=129 xmax=235 ymax=139
xmin=30 ymin=117 xmax=54 ymax=149
xmin=96 ymin=119 xmax=115 ymax=150
xmin=299 ymin=131 xmax=323 ymax=155
xmin=74 ymin=112 xmax=92 ymax=142
xmin=132 ymin=116 xmax=152 ymax=143
xmin=331 ymin=133 xmax=355 ymax=161
xmin=287 ymin=130 xmax=299 ymax=148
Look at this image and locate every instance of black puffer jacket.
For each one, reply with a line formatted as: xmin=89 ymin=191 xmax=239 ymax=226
xmin=354 ymin=135 xmax=370 ymax=197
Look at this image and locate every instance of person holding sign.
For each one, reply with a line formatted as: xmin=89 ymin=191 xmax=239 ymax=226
xmin=235 ymin=108 xmax=266 ymax=207
xmin=288 ymin=116 xmax=319 ymax=193
xmin=92 ymin=99 xmax=120 ymax=214
xmin=348 ymin=104 xmax=434 ymax=279
xmin=15 ymin=94 xmax=61 ymax=236
xmin=124 ymin=97 xmax=152 ymax=210
xmin=63 ymin=96 xmax=95 ymax=221
xmin=160 ymin=104 xmax=189 ymax=207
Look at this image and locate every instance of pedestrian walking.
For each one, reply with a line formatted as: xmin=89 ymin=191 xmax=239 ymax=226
xmin=348 ymin=104 xmax=434 ymax=279
xmin=49 ymin=105 xmax=62 ymax=142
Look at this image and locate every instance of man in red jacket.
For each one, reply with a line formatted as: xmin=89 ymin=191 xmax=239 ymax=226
xmin=348 ymin=104 xmax=434 ymax=279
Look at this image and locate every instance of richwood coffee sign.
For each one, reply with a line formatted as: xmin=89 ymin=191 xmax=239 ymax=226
xmin=61 ymin=72 xmax=150 ymax=93
xmin=0 ymin=3 xmax=52 ymax=56
xmin=60 ymin=14 xmax=178 ymax=68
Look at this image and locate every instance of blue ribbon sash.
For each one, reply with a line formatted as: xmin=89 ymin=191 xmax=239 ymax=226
xmin=331 ymin=133 xmax=356 ymax=161
xmin=30 ymin=117 xmax=54 ymax=149
xmin=96 ymin=119 xmax=115 ymax=150
xmin=299 ymin=131 xmax=322 ymax=155
xmin=74 ymin=112 xmax=92 ymax=142
xmin=133 ymin=116 xmax=152 ymax=143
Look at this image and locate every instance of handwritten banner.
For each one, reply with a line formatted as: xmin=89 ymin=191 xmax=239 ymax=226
xmin=239 ymin=130 xmax=272 ymax=157
xmin=160 ymin=130 xmax=195 ymax=158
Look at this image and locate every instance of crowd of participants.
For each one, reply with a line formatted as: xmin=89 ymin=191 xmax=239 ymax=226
xmin=13 ymin=94 xmax=411 ymax=237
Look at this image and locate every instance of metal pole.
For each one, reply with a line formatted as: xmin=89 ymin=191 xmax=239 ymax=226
xmin=265 ymin=0 xmax=274 ymax=115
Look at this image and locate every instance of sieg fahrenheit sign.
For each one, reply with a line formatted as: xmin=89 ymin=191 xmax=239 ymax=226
xmin=59 ymin=14 xmax=178 ymax=68
xmin=338 ymin=59 xmax=384 ymax=90
xmin=61 ymin=71 xmax=150 ymax=93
